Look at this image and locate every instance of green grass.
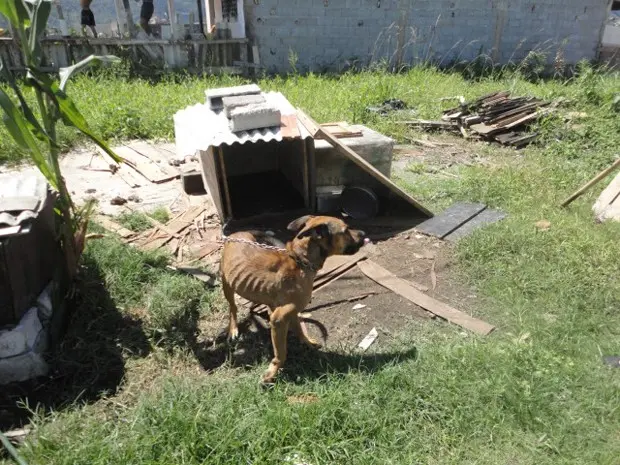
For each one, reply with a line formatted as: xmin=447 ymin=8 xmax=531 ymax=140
xmin=2 ymin=65 xmax=620 ymax=464
xmin=116 ymin=207 xmax=171 ymax=233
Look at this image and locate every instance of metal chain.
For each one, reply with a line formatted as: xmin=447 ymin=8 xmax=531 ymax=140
xmin=218 ymin=236 xmax=287 ymax=252
xmin=219 ymin=236 xmax=318 ymax=272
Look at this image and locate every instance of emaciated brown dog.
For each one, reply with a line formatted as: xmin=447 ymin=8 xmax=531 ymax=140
xmin=220 ymin=215 xmax=366 ymax=384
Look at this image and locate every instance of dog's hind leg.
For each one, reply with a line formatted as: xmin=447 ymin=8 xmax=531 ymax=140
xmin=262 ymin=304 xmax=294 ymax=385
xmin=222 ymin=279 xmax=239 ymax=341
xmin=291 ymin=314 xmax=322 ymax=349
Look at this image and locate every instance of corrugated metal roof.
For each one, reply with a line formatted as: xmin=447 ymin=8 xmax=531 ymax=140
xmin=173 ymin=91 xmax=313 ymax=158
xmin=0 ymin=174 xmax=50 ymax=230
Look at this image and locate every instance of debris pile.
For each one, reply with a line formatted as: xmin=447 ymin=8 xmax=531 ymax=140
xmin=98 ymin=205 xmax=223 ymax=271
xmin=441 ymin=91 xmax=552 ymax=148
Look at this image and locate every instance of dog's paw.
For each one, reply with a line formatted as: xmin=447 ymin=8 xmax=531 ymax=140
xmin=259 ymin=377 xmax=276 ymax=389
xmin=227 ymin=327 xmax=240 ymax=342
xmin=304 ymin=337 xmax=322 ymax=349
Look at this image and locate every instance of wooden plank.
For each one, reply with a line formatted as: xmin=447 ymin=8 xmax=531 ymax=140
xmin=126 ymin=140 xmax=180 ymax=177
xmin=561 ymin=156 xmax=620 ymax=207
xmin=217 ymin=147 xmax=233 ymax=220
xmin=316 ymin=122 xmax=363 ymax=139
xmin=141 ymin=206 xmax=205 ymax=250
xmin=397 ymin=120 xmax=459 ymax=130
xmin=502 ymin=110 xmax=546 ymax=130
xmin=113 ymin=145 xmax=179 ymax=184
xmin=593 ymin=170 xmax=620 ymax=221
xmin=280 ymin=114 xmax=300 ymax=139
xmin=469 ymin=123 xmax=503 ymax=136
xmin=415 ymin=202 xmax=486 ymax=239
xmin=96 ymin=146 xmax=145 ymax=188
xmin=167 ymin=265 xmax=217 ymax=286
xmin=488 ymin=102 xmax=540 ymax=124
xmin=301 ymin=138 xmax=310 ymax=209
xmin=358 ymin=260 xmax=495 ymax=334
xmin=94 ymin=215 xmax=135 ymax=239
xmin=297 ymin=109 xmax=433 ymax=218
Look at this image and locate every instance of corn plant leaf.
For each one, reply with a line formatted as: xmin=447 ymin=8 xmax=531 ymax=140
xmin=0 ymin=57 xmax=55 ymax=146
xmin=59 ymin=54 xmax=121 ymax=92
xmin=0 ymin=0 xmax=30 ymax=30
xmin=28 ymin=0 xmax=51 ymax=65
xmin=27 ymin=70 xmax=124 ymax=164
xmin=0 ymin=87 xmax=57 ymax=188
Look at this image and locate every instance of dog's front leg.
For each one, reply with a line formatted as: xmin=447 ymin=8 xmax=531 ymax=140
xmin=262 ymin=304 xmax=295 ymax=385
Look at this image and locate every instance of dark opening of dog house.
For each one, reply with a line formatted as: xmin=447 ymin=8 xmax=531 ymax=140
xmin=206 ymin=137 xmax=314 ymax=221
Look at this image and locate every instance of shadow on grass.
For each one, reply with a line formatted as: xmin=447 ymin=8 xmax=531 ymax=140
xmin=185 ymin=310 xmax=418 ymax=384
xmin=0 ymin=255 xmax=151 ymax=431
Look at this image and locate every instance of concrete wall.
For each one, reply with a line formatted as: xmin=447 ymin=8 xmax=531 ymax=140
xmin=244 ymin=0 xmax=611 ymax=73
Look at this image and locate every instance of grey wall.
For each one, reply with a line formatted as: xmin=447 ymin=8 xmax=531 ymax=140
xmin=244 ymin=0 xmax=611 ymax=73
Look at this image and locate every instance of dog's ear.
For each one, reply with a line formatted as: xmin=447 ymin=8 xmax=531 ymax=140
xmin=287 ymin=215 xmax=314 ymax=232
xmin=297 ymin=223 xmax=330 ymax=240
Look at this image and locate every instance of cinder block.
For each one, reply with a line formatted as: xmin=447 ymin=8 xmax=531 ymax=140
xmin=222 ymin=94 xmax=266 ymax=118
xmin=314 ymin=125 xmax=394 ymax=187
xmin=229 ymin=103 xmax=281 ymax=132
xmin=206 ymin=84 xmax=261 ymax=110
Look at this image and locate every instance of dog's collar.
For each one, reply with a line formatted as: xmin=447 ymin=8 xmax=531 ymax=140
xmin=292 ymin=255 xmax=319 ymax=273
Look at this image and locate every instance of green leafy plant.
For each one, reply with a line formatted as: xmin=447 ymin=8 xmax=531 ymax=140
xmin=0 ymin=0 xmax=123 ymax=281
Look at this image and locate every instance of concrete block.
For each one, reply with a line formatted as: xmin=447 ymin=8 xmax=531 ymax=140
xmin=313 ymin=125 xmax=394 ymax=187
xmin=206 ymin=84 xmax=261 ymax=110
xmin=222 ymin=94 xmax=266 ymax=118
xmin=228 ymin=103 xmax=281 ymax=132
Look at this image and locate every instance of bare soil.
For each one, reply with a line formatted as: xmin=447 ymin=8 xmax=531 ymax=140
xmin=196 ymin=233 xmax=482 ymax=370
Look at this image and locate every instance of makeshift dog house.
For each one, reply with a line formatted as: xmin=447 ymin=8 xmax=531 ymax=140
xmin=174 ymin=89 xmax=433 ymax=228
xmin=174 ymin=92 xmax=315 ymax=223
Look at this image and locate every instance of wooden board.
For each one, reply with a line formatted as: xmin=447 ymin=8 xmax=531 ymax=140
xmin=316 ymin=122 xmax=363 ymax=139
xmin=112 ymin=145 xmax=179 ymax=184
xmin=415 ymin=202 xmax=486 ymax=239
xmin=96 ymin=146 xmax=146 ymax=188
xmin=126 ymin=140 xmax=180 ymax=177
xmin=593 ymin=171 xmax=620 ymax=221
xmin=469 ymin=123 xmax=503 ymax=136
xmin=94 ymin=215 xmax=135 ymax=239
xmin=297 ymin=109 xmax=433 ymax=218
xmin=358 ymin=260 xmax=495 ymax=335
xmin=280 ymin=114 xmax=301 ymax=139
xmin=141 ymin=206 xmax=205 ymax=250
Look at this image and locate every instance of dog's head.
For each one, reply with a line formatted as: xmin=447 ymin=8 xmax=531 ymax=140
xmin=287 ymin=215 xmax=366 ymax=256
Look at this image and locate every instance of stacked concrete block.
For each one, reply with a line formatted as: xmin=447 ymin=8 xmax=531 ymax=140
xmin=206 ymin=84 xmax=261 ymax=110
xmin=222 ymin=94 xmax=266 ymax=118
xmin=206 ymin=84 xmax=282 ymax=132
xmin=228 ymin=102 xmax=281 ymax=132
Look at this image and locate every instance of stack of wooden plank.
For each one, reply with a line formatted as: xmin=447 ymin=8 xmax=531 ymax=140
xmin=441 ymin=91 xmax=552 ymax=148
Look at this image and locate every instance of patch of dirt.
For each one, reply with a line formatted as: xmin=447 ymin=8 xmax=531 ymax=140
xmin=301 ymin=234 xmax=481 ymax=350
xmin=196 ymin=233 xmax=483 ymax=368
xmin=391 ymin=132 xmax=519 ymax=177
